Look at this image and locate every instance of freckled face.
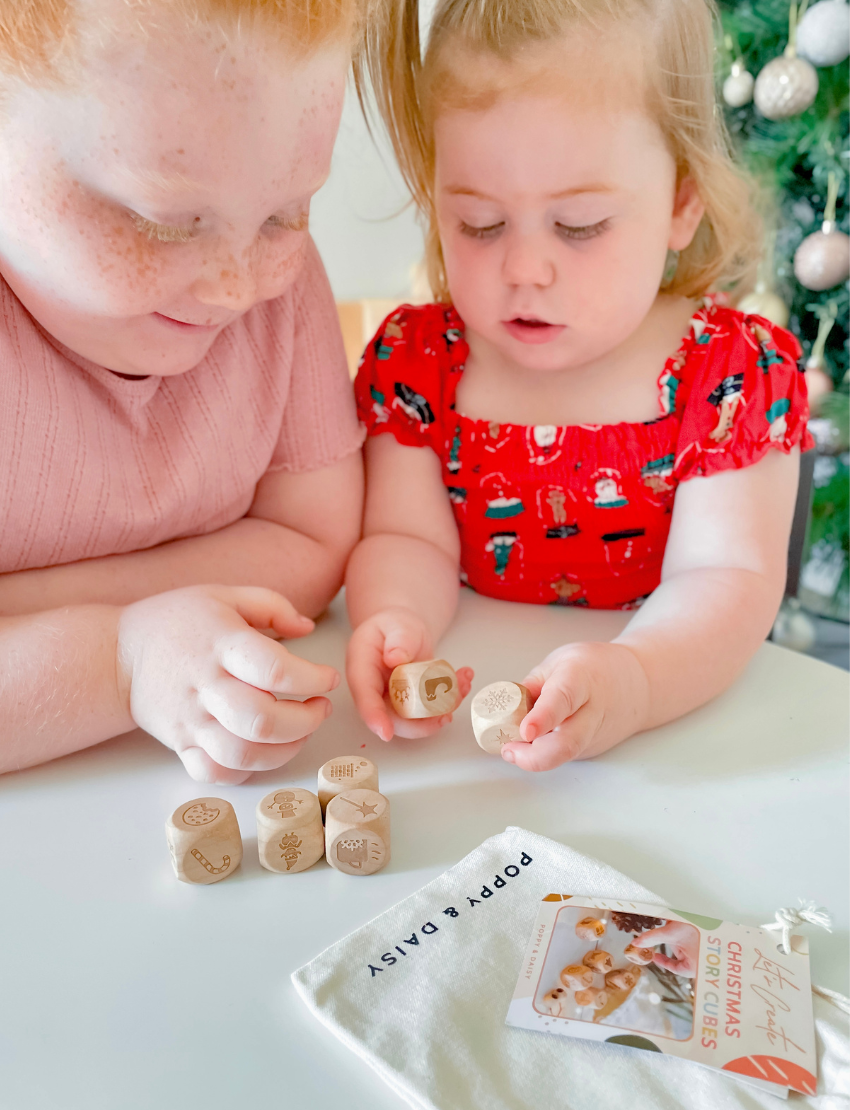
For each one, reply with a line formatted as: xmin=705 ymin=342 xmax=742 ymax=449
xmin=0 ymin=28 xmax=347 ymax=376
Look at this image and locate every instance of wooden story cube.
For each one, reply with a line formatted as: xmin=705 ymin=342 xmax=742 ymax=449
xmin=606 ymin=967 xmax=641 ymax=991
xmin=165 ymin=797 xmax=242 ymax=885
xmin=559 ymin=963 xmax=594 ymax=990
xmin=324 ymin=788 xmax=390 ymax=876
xmin=540 ymin=987 xmax=570 ymax=1017
xmin=388 ymin=659 xmax=458 ymax=718
xmin=582 ymin=949 xmax=614 ymax=974
xmin=574 ymin=986 xmax=608 ymax=1011
xmin=317 ymin=755 xmax=379 ymax=815
xmin=256 ymin=788 xmax=324 ymax=874
xmin=575 ymin=916 xmax=606 ymax=941
xmin=470 ymin=681 xmax=532 ymax=754
xmin=623 ymin=942 xmax=655 ymax=965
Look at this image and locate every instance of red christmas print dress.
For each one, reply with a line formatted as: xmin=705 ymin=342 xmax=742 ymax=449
xmin=354 ymin=301 xmax=813 ymax=609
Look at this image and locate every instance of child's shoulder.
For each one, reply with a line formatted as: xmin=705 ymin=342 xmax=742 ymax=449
xmin=687 ymin=296 xmax=801 ymax=367
xmin=354 ymin=302 xmax=467 ymax=445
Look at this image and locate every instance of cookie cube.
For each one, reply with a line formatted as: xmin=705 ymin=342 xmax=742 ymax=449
xmin=541 ymin=987 xmax=570 ymax=1017
xmin=165 ymin=797 xmax=242 ymax=885
xmin=389 ymin=659 xmax=458 ymax=718
xmin=325 ymin=788 xmax=390 ymax=875
xmin=606 ymin=967 xmax=641 ymax=991
xmin=256 ymin=788 xmax=324 ymax=874
xmin=624 ymin=942 xmax=655 ymax=965
xmin=470 ymin=681 xmax=532 ymax=753
xmin=317 ymin=755 xmax=379 ymax=815
xmin=583 ymin=949 xmax=614 ymax=974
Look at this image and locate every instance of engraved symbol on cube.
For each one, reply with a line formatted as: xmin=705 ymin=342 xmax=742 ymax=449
xmin=190 ymin=848 xmax=231 ymax=875
xmin=336 ymin=838 xmax=369 ymax=869
xmin=268 ymin=791 xmax=301 ymax=818
xmin=483 ymin=686 xmax=513 ymax=714
xmin=424 ymin=675 xmax=453 ymax=701
xmin=390 ymin=680 xmax=411 ymax=705
xmin=278 ymin=833 xmax=303 ymax=870
xmin=339 ymin=796 xmax=379 ymax=817
xmin=182 ymin=802 xmax=220 ymax=826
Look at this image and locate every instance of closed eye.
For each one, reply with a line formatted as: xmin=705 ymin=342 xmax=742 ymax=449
xmin=555 ymin=218 xmax=610 ymax=241
xmin=459 ymin=220 xmax=504 ymax=240
xmin=131 ymin=214 xmax=198 ymax=243
xmin=266 ymin=211 xmax=310 ymax=232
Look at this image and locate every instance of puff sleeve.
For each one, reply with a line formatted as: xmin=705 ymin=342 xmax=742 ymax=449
xmin=672 ymin=306 xmax=814 ymax=481
xmin=354 ymin=303 xmax=466 ymax=455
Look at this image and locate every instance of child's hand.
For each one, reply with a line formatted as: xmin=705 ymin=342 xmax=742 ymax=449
xmin=631 ymin=921 xmax=699 ymax=977
xmin=501 ymin=642 xmax=649 ymax=772
xmin=347 ymin=607 xmax=473 ymax=741
xmin=117 ymin=585 xmax=338 ymax=783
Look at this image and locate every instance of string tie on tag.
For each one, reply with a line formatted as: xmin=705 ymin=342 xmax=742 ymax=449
xmin=761 ymin=900 xmax=832 ymax=955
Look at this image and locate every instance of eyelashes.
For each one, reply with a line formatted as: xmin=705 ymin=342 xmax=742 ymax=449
xmin=459 ymin=218 xmax=611 ymax=242
xmin=130 ymin=210 xmax=310 ymax=243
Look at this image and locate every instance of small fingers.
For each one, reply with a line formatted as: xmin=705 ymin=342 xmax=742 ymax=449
xmin=177 ymin=745 xmax=253 ymax=785
xmin=347 ymin=636 xmax=395 ymax=742
xmin=194 ymin=721 xmax=309 ymax=772
xmin=501 ymin=732 xmax=575 ymax=772
xmin=220 ymin=586 xmax=315 ymax=639
xmin=199 ymin=675 xmax=331 ymax=743
xmin=452 ymin=666 xmax=475 ymax=709
xmin=220 ymin=631 xmax=339 ymax=696
xmin=520 ymin=668 xmax=589 ymax=743
xmin=651 ymin=953 xmax=682 ymax=974
xmin=382 ymin=621 xmax=428 ymax=670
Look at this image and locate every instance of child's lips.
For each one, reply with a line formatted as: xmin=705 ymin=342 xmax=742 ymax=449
xmin=152 ymin=312 xmax=224 ymax=332
xmin=502 ymin=318 xmax=566 ymax=345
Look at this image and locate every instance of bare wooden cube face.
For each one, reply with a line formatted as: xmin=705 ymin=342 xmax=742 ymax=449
xmin=388 ymin=659 xmax=457 ymax=718
xmin=256 ymin=788 xmax=324 ymax=874
xmin=317 ymin=756 xmax=378 ymax=814
xmin=324 ymin=789 xmax=390 ymax=875
xmin=165 ymin=798 xmax=242 ymax=885
xmin=470 ymin=681 xmax=532 ymax=753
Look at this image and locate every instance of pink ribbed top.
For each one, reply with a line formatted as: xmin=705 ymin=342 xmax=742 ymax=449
xmin=0 ymin=239 xmax=364 ymax=573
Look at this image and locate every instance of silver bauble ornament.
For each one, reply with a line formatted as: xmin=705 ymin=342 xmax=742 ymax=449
xmin=797 ymin=0 xmax=850 ymax=67
xmin=754 ymin=53 xmax=819 ymax=119
xmin=723 ymin=61 xmax=755 ymax=107
xmin=736 ymin=288 xmax=789 ymax=328
xmin=793 ymin=228 xmax=850 ymax=290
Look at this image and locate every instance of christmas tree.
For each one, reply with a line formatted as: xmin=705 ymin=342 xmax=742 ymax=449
xmin=717 ymin=0 xmax=849 ymax=619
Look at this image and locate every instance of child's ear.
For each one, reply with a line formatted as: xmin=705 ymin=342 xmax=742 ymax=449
xmin=668 ymin=175 xmax=705 ymax=252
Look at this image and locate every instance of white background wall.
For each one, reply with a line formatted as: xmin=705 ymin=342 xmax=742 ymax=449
xmin=310 ymin=84 xmax=426 ymax=302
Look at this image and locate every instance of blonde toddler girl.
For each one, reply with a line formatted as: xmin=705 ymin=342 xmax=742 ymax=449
xmin=346 ymin=0 xmax=812 ymax=770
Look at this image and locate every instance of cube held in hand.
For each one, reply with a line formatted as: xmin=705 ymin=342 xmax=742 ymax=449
xmin=470 ymin=681 xmax=532 ymax=753
xmin=388 ymin=659 xmax=458 ymax=718
xmin=165 ymin=797 xmax=242 ymax=885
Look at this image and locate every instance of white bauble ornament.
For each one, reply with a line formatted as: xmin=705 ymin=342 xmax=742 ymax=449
xmin=797 ymin=0 xmax=850 ymax=67
xmin=771 ymin=599 xmax=817 ymax=653
xmin=793 ymin=227 xmax=850 ymax=290
xmin=723 ymin=61 xmax=755 ymax=107
xmin=754 ymin=54 xmax=819 ymax=119
xmin=736 ymin=288 xmax=789 ymax=328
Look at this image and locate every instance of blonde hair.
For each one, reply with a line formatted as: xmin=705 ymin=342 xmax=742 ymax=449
xmin=0 ymin=0 xmax=363 ymax=87
xmin=356 ymin=0 xmax=761 ymax=300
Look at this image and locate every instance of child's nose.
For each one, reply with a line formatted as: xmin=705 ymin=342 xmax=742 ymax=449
xmin=501 ymin=232 xmax=556 ymax=288
xmin=190 ymin=243 xmax=259 ymax=313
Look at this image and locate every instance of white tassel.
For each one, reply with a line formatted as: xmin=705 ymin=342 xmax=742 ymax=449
xmin=761 ymin=900 xmax=833 ymax=955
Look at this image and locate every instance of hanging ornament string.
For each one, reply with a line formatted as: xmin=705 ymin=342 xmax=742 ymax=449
xmin=807 ymin=302 xmax=838 ymax=368
xmin=760 ymin=901 xmax=850 ymax=1014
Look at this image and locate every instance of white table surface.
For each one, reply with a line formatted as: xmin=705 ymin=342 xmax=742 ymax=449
xmin=1 ymin=591 xmax=848 ymax=1110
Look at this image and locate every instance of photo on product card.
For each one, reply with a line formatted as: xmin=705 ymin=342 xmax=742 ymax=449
xmin=533 ymin=903 xmax=696 ymax=1040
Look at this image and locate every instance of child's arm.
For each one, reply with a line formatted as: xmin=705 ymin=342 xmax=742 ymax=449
xmin=346 ymin=434 xmax=473 ymax=740
xmin=0 ymin=586 xmax=337 ymax=780
xmin=0 ymin=453 xmax=362 ymax=620
xmin=505 ymin=449 xmax=799 ymax=771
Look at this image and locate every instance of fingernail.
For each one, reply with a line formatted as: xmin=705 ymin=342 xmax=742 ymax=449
xmin=324 ymin=701 xmax=333 ymax=718
xmin=330 ymin=673 xmax=341 ymax=690
xmin=502 ymin=749 xmax=515 ymax=763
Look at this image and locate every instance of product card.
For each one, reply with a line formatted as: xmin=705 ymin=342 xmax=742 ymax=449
xmin=507 ymin=895 xmax=817 ymax=1099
